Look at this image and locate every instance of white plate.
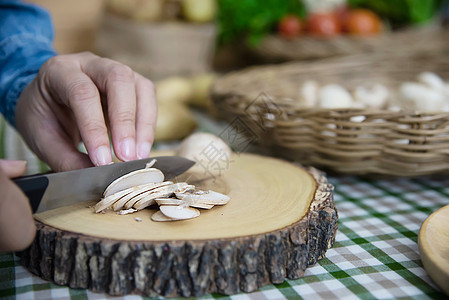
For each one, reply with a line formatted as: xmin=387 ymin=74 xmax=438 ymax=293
xmin=419 ymin=204 xmax=449 ymax=296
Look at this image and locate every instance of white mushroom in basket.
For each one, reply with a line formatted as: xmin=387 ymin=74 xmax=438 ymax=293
xmin=418 ymin=72 xmax=446 ymax=92
xmin=354 ymin=84 xmax=390 ymax=109
xmin=394 ymin=72 xmax=449 ymax=113
xmin=399 ymin=82 xmax=448 ymax=112
xmin=297 ymin=71 xmax=449 ymax=112
xmin=318 ymin=84 xmax=355 ymax=109
xmin=299 ymin=80 xmax=319 ymax=107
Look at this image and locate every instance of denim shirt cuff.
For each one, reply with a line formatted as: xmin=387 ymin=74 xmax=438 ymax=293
xmin=0 ymin=34 xmax=56 ymax=126
xmin=4 ymin=73 xmax=37 ymax=127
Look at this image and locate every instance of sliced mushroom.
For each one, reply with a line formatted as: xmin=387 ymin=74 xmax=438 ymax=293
xmin=95 ymin=188 xmax=134 ymax=213
xmin=175 ymin=190 xmax=230 ymax=205
xmin=103 ymin=168 xmax=164 ymax=197
xmin=116 ymin=208 xmax=137 ymax=215
xmin=155 ymin=198 xmax=185 ymax=206
xmin=159 ymin=205 xmax=200 ymax=220
xmin=111 ymin=181 xmax=173 ymax=211
xmin=156 ymin=197 xmax=214 ymax=209
xmin=145 ymin=159 xmax=157 ymax=169
xmin=187 ymin=202 xmax=214 ymax=209
xmin=123 ymin=183 xmax=176 ymax=210
xmin=175 ymin=183 xmax=195 ymax=194
xmin=151 ymin=210 xmax=177 ymax=222
xmin=133 ymin=183 xmax=190 ymax=210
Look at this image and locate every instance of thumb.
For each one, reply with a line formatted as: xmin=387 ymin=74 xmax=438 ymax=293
xmin=0 ymin=160 xmax=27 ymax=178
xmin=0 ymin=166 xmax=36 ymax=252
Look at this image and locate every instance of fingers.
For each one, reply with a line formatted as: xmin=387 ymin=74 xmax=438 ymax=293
xmin=81 ymin=54 xmax=156 ymax=161
xmin=0 ymin=168 xmax=35 ymax=252
xmin=41 ymin=55 xmax=112 ymax=167
xmin=81 ymin=56 xmax=138 ymax=161
xmin=135 ymin=74 xmax=157 ymax=159
xmin=0 ymin=160 xmax=27 ymax=178
xmin=33 ymin=121 xmax=93 ymax=172
xmin=36 ymin=87 xmax=96 ymax=171
xmin=28 ymin=52 xmax=157 ymax=170
xmin=15 ymin=80 xmax=94 ymax=172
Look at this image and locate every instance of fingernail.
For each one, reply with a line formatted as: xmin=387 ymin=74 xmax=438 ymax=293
xmin=137 ymin=142 xmax=151 ymax=159
xmin=0 ymin=160 xmax=27 ymax=168
xmin=94 ymin=146 xmax=112 ymax=166
xmin=0 ymin=159 xmax=27 ymax=177
xmin=120 ymin=138 xmax=136 ymax=160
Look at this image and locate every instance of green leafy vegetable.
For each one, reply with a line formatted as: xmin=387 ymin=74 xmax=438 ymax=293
xmin=217 ymin=0 xmax=445 ymax=45
xmin=347 ymin=0 xmax=445 ymax=26
xmin=217 ymin=0 xmax=306 ymax=46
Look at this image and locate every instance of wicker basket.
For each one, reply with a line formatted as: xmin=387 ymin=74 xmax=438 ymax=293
xmin=211 ymin=53 xmax=449 ymax=177
xmin=254 ymin=26 xmax=449 ymax=62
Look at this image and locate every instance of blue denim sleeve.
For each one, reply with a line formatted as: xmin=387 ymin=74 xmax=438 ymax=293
xmin=0 ymin=0 xmax=57 ymax=126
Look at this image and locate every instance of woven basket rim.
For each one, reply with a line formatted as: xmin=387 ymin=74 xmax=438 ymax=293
xmin=211 ymin=53 xmax=449 ymax=177
xmin=212 ymin=52 xmax=449 ymax=113
xmin=253 ymin=25 xmax=449 ymax=60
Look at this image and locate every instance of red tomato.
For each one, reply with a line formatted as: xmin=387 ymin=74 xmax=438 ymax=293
xmin=278 ymin=15 xmax=303 ymax=38
xmin=345 ymin=9 xmax=382 ymax=35
xmin=335 ymin=6 xmax=351 ymax=31
xmin=306 ymin=13 xmax=342 ymax=37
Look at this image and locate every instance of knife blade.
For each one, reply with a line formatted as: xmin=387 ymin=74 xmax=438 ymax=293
xmin=13 ymin=156 xmax=195 ymax=214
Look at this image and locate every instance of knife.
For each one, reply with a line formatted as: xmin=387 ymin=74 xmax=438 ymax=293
xmin=13 ymin=156 xmax=195 ymax=214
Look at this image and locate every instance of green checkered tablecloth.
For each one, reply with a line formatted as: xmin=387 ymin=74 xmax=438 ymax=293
xmin=0 ymin=115 xmax=448 ymax=299
xmin=1 ymin=174 xmax=448 ymax=299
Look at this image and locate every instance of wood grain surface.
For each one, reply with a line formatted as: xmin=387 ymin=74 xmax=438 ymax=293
xmin=34 ymin=154 xmax=315 ymax=240
xmin=18 ymin=153 xmax=338 ymax=297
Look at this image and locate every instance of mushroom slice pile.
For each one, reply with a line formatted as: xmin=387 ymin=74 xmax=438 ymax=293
xmin=94 ymin=162 xmax=230 ymax=222
xmin=111 ymin=181 xmax=174 ymax=211
xmin=151 ymin=189 xmax=230 ymax=221
xmin=95 ymin=181 xmax=169 ymax=213
xmin=132 ymin=182 xmax=193 ymax=211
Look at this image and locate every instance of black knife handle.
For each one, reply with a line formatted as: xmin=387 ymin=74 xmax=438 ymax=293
xmin=13 ymin=175 xmax=49 ymax=213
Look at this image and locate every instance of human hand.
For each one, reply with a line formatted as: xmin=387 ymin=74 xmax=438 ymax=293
xmin=0 ymin=159 xmax=35 ymax=252
xmin=15 ymin=52 xmax=157 ymax=172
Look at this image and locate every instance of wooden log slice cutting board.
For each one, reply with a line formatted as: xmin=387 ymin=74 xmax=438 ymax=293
xmin=18 ymin=153 xmax=338 ymax=297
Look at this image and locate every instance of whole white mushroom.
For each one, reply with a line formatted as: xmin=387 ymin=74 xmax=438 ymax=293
xmin=318 ymin=84 xmax=354 ymax=109
xmin=418 ymin=72 xmax=446 ymax=92
xmin=300 ymin=80 xmax=319 ymax=107
xmin=400 ymin=82 xmax=447 ymax=112
xmin=354 ymin=84 xmax=390 ymax=109
xmin=176 ymin=132 xmax=232 ymax=179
